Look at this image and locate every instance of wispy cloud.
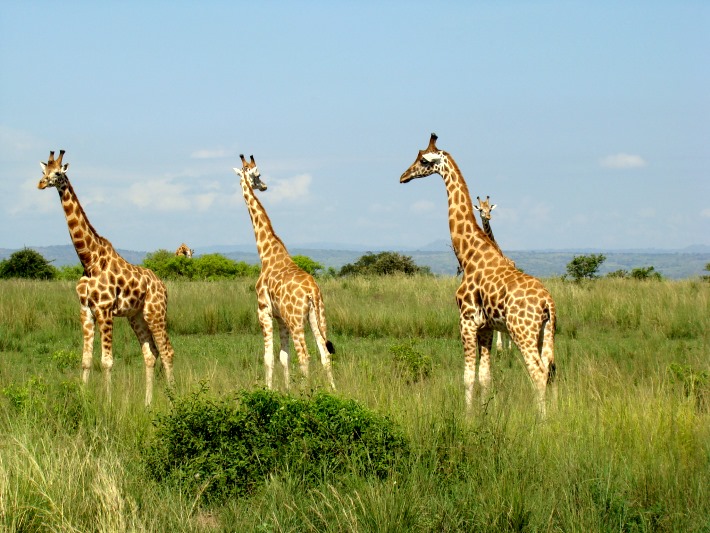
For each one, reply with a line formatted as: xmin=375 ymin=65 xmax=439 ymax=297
xmin=701 ymin=208 xmax=710 ymax=219
xmin=267 ymin=174 xmax=312 ymax=204
xmin=600 ymin=153 xmax=647 ymax=169
xmin=127 ymin=179 xmax=191 ymax=211
xmin=190 ymin=147 xmax=234 ymax=159
xmin=411 ymin=200 xmax=436 ymax=214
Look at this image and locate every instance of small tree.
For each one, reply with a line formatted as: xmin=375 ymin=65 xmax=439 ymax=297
xmin=565 ymin=253 xmax=606 ymax=282
xmin=292 ymin=255 xmax=324 ymax=276
xmin=630 ymin=266 xmax=662 ymax=281
xmin=0 ymin=248 xmax=57 ymax=280
xmin=339 ymin=251 xmax=431 ymax=276
xmin=702 ymin=263 xmax=710 ymax=282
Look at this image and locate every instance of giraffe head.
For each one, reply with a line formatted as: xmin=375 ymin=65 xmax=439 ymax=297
xmin=233 ymin=154 xmax=267 ymax=191
xmin=38 ymin=150 xmax=70 ymax=190
xmin=474 ymin=196 xmax=497 ymax=222
xmin=399 ymin=133 xmax=445 ymax=183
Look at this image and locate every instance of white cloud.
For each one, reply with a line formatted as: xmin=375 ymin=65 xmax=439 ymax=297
xmin=637 ymin=207 xmax=656 ymax=218
xmin=190 ymin=147 xmax=234 ymax=159
xmin=10 ymin=178 xmax=56 ymax=215
xmin=266 ymin=174 xmax=312 ymax=204
xmin=127 ymin=179 xmax=191 ymax=211
xmin=701 ymin=208 xmax=710 ymax=218
xmin=411 ymin=200 xmax=436 ymax=214
xmin=600 ymin=153 xmax=647 ymax=169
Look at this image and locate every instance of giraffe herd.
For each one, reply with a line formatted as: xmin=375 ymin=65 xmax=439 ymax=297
xmin=37 ymin=133 xmax=557 ymax=415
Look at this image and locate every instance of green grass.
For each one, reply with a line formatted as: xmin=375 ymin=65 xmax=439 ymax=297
xmin=0 ymin=276 xmax=708 ymax=531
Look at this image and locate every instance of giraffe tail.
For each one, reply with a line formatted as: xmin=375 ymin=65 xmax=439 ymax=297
xmin=309 ymin=294 xmax=334 ymax=354
xmin=541 ymin=302 xmax=556 ymax=385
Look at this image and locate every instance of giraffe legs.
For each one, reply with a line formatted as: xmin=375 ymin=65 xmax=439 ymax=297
xmin=79 ymin=304 xmax=95 ymax=386
xmin=308 ymin=304 xmax=335 ymax=390
xmin=291 ymin=327 xmax=310 ymax=383
xmin=257 ymin=293 xmax=276 ymax=389
xmin=94 ymin=310 xmax=115 ymax=402
xmin=276 ymin=317 xmax=291 ymax=389
xmin=128 ymin=313 xmax=159 ymax=406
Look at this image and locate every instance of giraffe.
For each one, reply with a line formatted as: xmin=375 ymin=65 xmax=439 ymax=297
xmin=38 ymin=150 xmax=174 ymax=406
xmin=474 ymin=195 xmax=514 ymax=352
xmin=399 ymin=134 xmax=556 ymax=415
xmin=175 ymin=243 xmax=194 ymax=258
xmin=233 ymin=154 xmax=335 ymax=390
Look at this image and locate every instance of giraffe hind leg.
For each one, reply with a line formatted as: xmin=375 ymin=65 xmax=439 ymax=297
xmin=276 ymin=317 xmax=291 ymax=390
xmin=308 ymin=307 xmax=335 ymax=389
xmin=128 ymin=313 xmax=160 ymax=406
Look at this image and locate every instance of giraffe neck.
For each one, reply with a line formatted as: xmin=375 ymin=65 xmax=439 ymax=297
xmin=240 ymin=178 xmax=290 ymax=270
xmin=480 ymin=218 xmax=494 ymax=241
xmin=57 ymin=181 xmax=110 ymax=273
xmin=439 ymin=157 xmax=499 ymax=268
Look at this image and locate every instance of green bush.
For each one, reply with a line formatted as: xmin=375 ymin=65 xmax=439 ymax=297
xmin=389 ymin=341 xmax=432 ymax=383
xmin=630 ymin=266 xmax=662 ymax=280
xmin=565 ymin=253 xmax=606 ymax=282
xmin=292 ymin=255 xmax=324 ymax=276
xmin=56 ymin=264 xmax=84 ymax=281
xmin=143 ymin=386 xmax=410 ymax=504
xmin=0 ymin=248 xmax=57 ymax=280
xmin=339 ymin=251 xmax=431 ymax=276
xmin=142 ymin=250 xmax=259 ymax=280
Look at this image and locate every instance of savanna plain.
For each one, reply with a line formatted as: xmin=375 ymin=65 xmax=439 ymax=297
xmin=0 ymin=275 xmax=708 ymax=532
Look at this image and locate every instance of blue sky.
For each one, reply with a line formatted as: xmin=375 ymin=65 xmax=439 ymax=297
xmin=1 ymin=1 xmax=708 ymax=253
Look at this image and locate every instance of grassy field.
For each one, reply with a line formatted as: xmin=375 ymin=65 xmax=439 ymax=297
xmin=0 ymin=276 xmax=708 ymax=532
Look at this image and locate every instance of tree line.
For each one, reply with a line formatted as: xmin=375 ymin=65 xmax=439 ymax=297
xmin=4 ymin=248 xmax=707 ymax=282
xmin=0 ymin=248 xmax=431 ymax=281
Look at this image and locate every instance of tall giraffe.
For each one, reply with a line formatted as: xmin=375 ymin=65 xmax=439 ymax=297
xmin=38 ymin=150 xmax=174 ymax=406
xmin=400 ymin=134 xmax=556 ymax=414
xmin=474 ymin=195 xmax=514 ymax=352
xmin=233 ymin=154 xmax=335 ymax=390
xmin=175 ymin=243 xmax=194 ymax=258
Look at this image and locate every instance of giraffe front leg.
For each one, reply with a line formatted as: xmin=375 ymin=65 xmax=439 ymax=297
xmin=276 ymin=317 xmax=291 ymax=390
xmin=95 ymin=311 xmax=114 ymax=402
xmin=79 ymin=305 xmax=95 ymax=385
xmin=477 ymin=329 xmax=494 ymax=399
xmin=258 ymin=301 xmax=275 ymax=389
xmin=459 ymin=308 xmax=484 ymax=412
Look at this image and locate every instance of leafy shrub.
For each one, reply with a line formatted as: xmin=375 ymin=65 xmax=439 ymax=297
xmin=389 ymin=341 xmax=432 ymax=383
xmin=142 ymin=250 xmax=259 ymax=280
xmin=51 ymin=349 xmax=81 ymax=372
xmin=630 ymin=266 xmax=662 ymax=280
xmin=143 ymin=386 xmax=410 ymax=504
xmin=0 ymin=248 xmax=57 ymax=280
xmin=56 ymin=264 xmax=84 ymax=281
xmin=339 ymin=251 xmax=431 ymax=276
xmin=565 ymin=253 xmax=606 ymax=282
xmin=292 ymin=255 xmax=324 ymax=276
xmin=606 ymin=269 xmax=629 ymax=279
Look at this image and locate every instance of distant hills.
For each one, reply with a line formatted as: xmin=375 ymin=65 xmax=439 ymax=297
xmin=1 ymin=243 xmax=709 ymax=280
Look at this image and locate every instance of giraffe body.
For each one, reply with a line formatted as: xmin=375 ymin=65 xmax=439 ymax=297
xmin=474 ymin=195 xmax=514 ymax=352
xmin=400 ymin=135 xmax=556 ymax=415
xmin=175 ymin=243 xmax=194 ymax=258
xmin=38 ymin=150 xmax=174 ymax=406
xmin=234 ymin=155 xmax=335 ymax=390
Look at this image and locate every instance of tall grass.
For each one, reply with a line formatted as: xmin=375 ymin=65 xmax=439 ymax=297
xmin=0 ymin=276 xmax=708 ymax=531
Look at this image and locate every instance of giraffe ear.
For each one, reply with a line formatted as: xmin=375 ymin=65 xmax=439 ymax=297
xmin=490 ymin=204 xmax=497 ymax=211
xmin=232 ymin=167 xmax=242 ymax=176
xmin=473 ymin=204 xmax=481 ymax=211
xmin=62 ymin=163 xmax=69 ymax=172
xmin=40 ymin=162 xmax=47 ymax=171
xmin=422 ymin=152 xmax=441 ymax=164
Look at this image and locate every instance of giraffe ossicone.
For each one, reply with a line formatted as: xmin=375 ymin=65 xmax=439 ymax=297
xmin=38 ymin=150 xmax=175 ymax=406
xmin=400 ymin=134 xmax=557 ymax=415
xmin=234 ymin=153 xmax=335 ymax=391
